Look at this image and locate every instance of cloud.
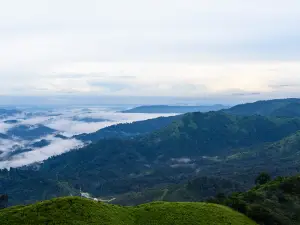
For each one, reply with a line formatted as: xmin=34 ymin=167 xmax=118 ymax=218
xmin=46 ymin=119 xmax=116 ymax=136
xmin=45 ymin=111 xmax=176 ymax=136
xmin=231 ymin=92 xmax=261 ymax=96
xmin=268 ymin=83 xmax=300 ymax=89
xmin=0 ymin=138 xmax=27 ymax=157
xmin=0 ymin=136 xmax=84 ymax=169
xmin=0 ymin=123 xmax=15 ymax=133
xmin=88 ymin=81 xmax=132 ymax=92
xmin=0 ymin=0 xmax=300 ymax=99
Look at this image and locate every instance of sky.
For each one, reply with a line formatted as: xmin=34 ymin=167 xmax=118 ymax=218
xmin=1 ymin=0 xmax=300 ymax=104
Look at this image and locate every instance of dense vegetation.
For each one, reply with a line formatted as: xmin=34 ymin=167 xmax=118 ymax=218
xmin=212 ymin=175 xmax=300 ymax=225
xmin=224 ymin=98 xmax=300 ymax=117
xmin=0 ymin=197 xmax=257 ymax=225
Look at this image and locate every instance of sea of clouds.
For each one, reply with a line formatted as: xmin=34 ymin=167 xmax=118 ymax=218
xmin=0 ymin=106 xmax=174 ymax=169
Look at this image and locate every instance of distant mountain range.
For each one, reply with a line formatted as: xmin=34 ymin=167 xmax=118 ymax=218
xmin=121 ymin=104 xmax=229 ymax=113
xmin=3 ymin=98 xmax=300 ymax=209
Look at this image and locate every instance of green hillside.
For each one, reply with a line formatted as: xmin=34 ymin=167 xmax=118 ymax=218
xmin=212 ymin=175 xmax=300 ymax=225
xmin=225 ymin=98 xmax=300 ymax=116
xmin=0 ymin=197 xmax=257 ymax=225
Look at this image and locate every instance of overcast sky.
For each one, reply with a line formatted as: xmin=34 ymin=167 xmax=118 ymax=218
xmin=1 ymin=0 xmax=300 ymax=104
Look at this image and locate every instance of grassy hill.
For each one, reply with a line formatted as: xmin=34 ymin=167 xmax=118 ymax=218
xmin=0 ymin=197 xmax=257 ymax=225
xmin=212 ymin=175 xmax=300 ymax=225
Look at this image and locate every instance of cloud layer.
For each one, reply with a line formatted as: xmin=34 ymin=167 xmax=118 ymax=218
xmin=0 ymin=106 xmax=175 ymax=168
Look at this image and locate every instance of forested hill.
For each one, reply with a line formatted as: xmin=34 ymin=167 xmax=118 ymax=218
xmin=39 ymin=111 xmax=300 ymax=196
xmin=224 ymin=98 xmax=300 ymax=117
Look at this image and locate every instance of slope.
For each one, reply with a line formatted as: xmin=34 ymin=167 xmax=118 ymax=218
xmin=0 ymin=197 xmax=257 ymax=225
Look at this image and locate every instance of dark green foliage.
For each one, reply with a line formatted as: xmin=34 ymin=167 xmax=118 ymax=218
xmin=0 ymin=197 xmax=257 ymax=225
xmin=270 ymin=102 xmax=300 ymax=117
xmin=224 ymin=98 xmax=300 ymax=117
xmin=255 ymin=172 xmax=271 ymax=185
xmin=212 ymin=175 xmax=300 ymax=225
xmin=0 ymin=169 xmax=79 ymax=206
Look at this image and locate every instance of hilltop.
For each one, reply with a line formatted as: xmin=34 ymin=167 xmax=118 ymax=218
xmin=122 ymin=104 xmax=228 ymax=113
xmin=224 ymin=98 xmax=300 ymax=117
xmin=0 ymin=197 xmax=257 ymax=225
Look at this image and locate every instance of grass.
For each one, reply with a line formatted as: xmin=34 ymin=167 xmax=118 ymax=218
xmin=0 ymin=197 xmax=257 ymax=225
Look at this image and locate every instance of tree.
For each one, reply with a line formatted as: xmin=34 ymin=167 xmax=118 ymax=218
xmin=0 ymin=194 xmax=8 ymax=209
xmin=255 ymin=172 xmax=271 ymax=185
